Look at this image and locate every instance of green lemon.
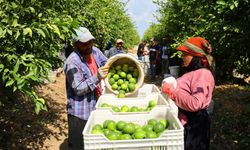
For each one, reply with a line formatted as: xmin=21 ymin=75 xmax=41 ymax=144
xmin=159 ymin=119 xmax=168 ymax=129
xmin=130 ymin=106 xmax=139 ymax=112
xmin=115 ymin=65 xmax=122 ymax=71
xmin=109 ymin=78 xmax=115 ymax=85
xmin=148 ymin=100 xmax=156 ymax=107
xmin=101 ymin=103 xmax=110 ymax=108
xmin=111 ymin=83 xmax=118 ymax=90
xmin=128 ymin=83 xmax=136 ymax=91
xmin=120 ymin=71 xmax=127 ymax=78
xmin=143 ymin=124 xmax=153 ymax=132
xmin=128 ymin=66 xmax=135 ymax=72
xmin=112 ymin=106 xmax=121 ymax=112
xmin=119 ymin=90 xmax=126 ymax=94
xmin=117 ymin=79 xmax=124 ymax=85
xmin=129 ymin=78 xmax=137 ymax=84
xmin=133 ymin=70 xmax=138 ymax=77
xmin=122 ymin=64 xmax=129 ymax=72
xmin=117 ymin=92 xmax=125 ymax=98
xmin=103 ymin=129 xmax=111 ymax=136
xmin=121 ymin=105 xmax=129 ymax=112
xmin=123 ymin=123 xmax=135 ymax=134
xmin=113 ymin=74 xmax=120 ymax=81
xmin=126 ymin=73 xmax=133 ymax=80
xmin=116 ymin=121 xmax=127 ymax=131
xmin=107 ymin=120 xmax=116 ymax=131
xmin=121 ymin=83 xmax=128 ymax=90
xmin=106 ymin=131 xmax=119 ymax=140
xmin=103 ymin=120 xmax=112 ymax=129
xmin=133 ymin=130 xmax=146 ymax=139
xmin=146 ymin=131 xmax=157 ymax=138
xmin=92 ymin=124 xmax=103 ymax=130
xmin=153 ymin=122 xmax=165 ymax=133
xmin=148 ymin=119 xmax=158 ymax=126
xmin=109 ymin=68 xmax=116 ymax=75
xmin=107 ymin=72 xmax=112 ymax=79
xmin=91 ymin=129 xmax=104 ymax=134
xmin=120 ymin=134 xmax=132 ymax=140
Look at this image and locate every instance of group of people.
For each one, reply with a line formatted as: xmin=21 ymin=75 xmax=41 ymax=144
xmin=64 ymin=27 xmax=215 ymax=150
xmin=137 ymin=38 xmax=170 ymax=79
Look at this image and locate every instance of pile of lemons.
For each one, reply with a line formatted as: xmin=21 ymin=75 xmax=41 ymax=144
xmin=91 ymin=118 xmax=169 ymax=140
xmin=101 ymin=100 xmax=157 ymax=112
xmin=107 ymin=64 xmax=139 ymax=98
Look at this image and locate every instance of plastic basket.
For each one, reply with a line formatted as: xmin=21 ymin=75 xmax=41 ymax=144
xmin=103 ymin=84 xmax=160 ymax=97
xmin=104 ymin=54 xmax=145 ymax=96
xmin=83 ymin=107 xmax=184 ymax=150
xmin=96 ymin=93 xmax=168 ymax=114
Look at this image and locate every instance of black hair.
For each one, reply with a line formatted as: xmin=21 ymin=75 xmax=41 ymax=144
xmin=184 ymin=56 xmax=206 ymax=73
xmin=64 ymin=41 xmax=74 ymax=58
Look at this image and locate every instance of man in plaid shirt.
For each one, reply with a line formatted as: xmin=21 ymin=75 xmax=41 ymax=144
xmin=64 ymin=27 xmax=108 ymax=150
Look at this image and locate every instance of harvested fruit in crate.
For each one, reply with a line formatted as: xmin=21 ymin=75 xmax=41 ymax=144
xmin=100 ymin=100 xmax=157 ymax=112
xmin=90 ymin=118 xmax=169 ymax=140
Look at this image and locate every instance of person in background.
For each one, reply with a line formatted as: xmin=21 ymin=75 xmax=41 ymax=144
xmin=137 ymin=40 xmax=147 ymax=60
xmin=149 ymin=38 xmax=160 ymax=79
xmin=161 ymin=45 xmax=170 ymax=77
xmin=106 ymin=39 xmax=126 ymax=58
xmin=64 ymin=27 xmax=109 ymax=150
xmin=162 ymin=37 xmax=215 ymax=150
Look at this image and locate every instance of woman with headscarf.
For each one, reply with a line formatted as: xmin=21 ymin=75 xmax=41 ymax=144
xmin=162 ymin=37 xmax=215 ymax=150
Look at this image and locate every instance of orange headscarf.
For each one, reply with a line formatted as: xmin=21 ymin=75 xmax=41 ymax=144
xmin=177 ymin=37 xmax=215 ymax=70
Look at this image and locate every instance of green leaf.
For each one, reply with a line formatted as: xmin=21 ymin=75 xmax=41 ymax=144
xmin=230 ymin=5 xmax=235 ymax=10
xmin=23 ymin=28 xmax=32 ymax=37
xmin=51 ymin=25 xmax=61 ymax=36
xmin=38 ymin=13 xmax=42 ymax=17
xmin=0 ymin=64 xmax=4 ymax=72
xmin=216 ymin=0 xmax=226 ymax=5
xmin=7 ymin=29 xmax=12 ymax=35
xmin=15 ymin=30 xmax=20 ymax=40
xmin=35 ymin=102 xmax=41 ymax=114
xmin=12 ymin=19 xmax=18 ymax=27
xmin=35 ymin=28 xmax=45 ymax=38
xmin=28 ymin=7 xmax=35 ymax=13
xmin=13 ymin=59 xmax=20 ymax=73
xmin=37 ymin=98 xmax=45 ymax=105
xmin=6 ymin=79 xmax=15 ymax=87
xmin=13 ymin=86 xmax=17 ymax=92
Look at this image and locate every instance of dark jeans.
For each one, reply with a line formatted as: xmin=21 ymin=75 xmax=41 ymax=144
xmin=161 ymin=58 xmax=170 ymax=75
xmin=150 ymin=61 xmax=156 ymax=77
xmin=68 ymin=114 xmax=87 ymax=150
xmin=182 ymin=109 xmax=210 ymax=150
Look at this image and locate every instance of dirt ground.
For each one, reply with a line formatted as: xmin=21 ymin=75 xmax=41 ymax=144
xmin=1 ymin=69 xmax=250 ymax=150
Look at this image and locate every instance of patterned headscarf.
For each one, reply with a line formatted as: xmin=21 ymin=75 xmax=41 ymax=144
xmin=177 ymin=37 xmax=215 ymax=70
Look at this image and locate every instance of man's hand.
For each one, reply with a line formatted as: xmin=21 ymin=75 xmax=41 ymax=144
xmin=97 ymin=66 xmax=109 ymax=80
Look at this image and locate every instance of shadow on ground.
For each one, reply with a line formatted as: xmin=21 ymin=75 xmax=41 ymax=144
xmin=210 ymin=85 xmax=250 ymax=150
xmin=0 ymin=85 xmax=67 ymax=150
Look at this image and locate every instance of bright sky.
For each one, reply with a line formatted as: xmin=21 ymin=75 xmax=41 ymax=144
xmin=123 ymin=0 xmax=158 ymax=38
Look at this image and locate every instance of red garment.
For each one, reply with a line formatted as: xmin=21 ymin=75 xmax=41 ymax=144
xmin=172 ymin=68 xmax=214 ymax=125
xmin=83 ymin=54 xmax=101 ymax=98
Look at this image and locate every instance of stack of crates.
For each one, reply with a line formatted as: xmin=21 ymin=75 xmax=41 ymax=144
xmin=83 ymin=84 xmax=184 ymax=150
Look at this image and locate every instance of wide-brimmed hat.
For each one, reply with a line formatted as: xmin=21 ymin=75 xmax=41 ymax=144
xmin=72 ymin=27 xmax=95 ymax=43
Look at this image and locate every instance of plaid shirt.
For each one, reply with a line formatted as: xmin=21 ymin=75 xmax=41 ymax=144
xmin=64 ymin=47 xmax=107 ymax=120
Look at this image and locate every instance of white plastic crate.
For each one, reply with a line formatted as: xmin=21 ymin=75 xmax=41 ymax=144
xmin=102 ymin=84 xmax=160 ymax=97
xmin=83 ymin=107 xmax=184 ymax=150
xmin=96 ymin=93 xmax=167 ymax=114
